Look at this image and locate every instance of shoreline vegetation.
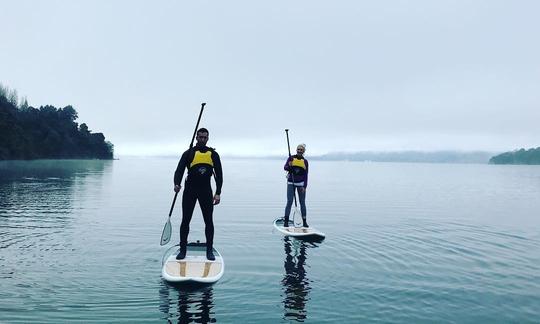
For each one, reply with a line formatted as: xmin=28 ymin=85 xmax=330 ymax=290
xmin=2 ymin=84 xmax=537 ymax=165
xmin=0 ymin=84 xmax=113 ymax=160
xmin=489 ymin=147 xmax=540 ymax=165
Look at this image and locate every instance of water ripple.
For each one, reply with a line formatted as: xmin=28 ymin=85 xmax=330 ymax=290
xmin=2 ymin=159 xmax=540 ymax=323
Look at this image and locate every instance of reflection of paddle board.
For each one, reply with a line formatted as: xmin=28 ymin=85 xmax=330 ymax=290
xmin=273 ymin=218 xmax=325 ymax=239
xmin=162 ymin=242 xmax=224 ymax=284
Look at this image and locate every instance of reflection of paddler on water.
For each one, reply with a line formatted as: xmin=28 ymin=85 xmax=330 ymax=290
xmin=281 ymin=237 xmax=317 ymax=322
xmin=159 ymin=282 xmax=215 ymax=323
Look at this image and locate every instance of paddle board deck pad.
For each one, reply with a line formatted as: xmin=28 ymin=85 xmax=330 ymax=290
xmin=273 ymin=218 xmax=325 ymax=239
xmin=162 ymin=242 xmax=224 ymax=284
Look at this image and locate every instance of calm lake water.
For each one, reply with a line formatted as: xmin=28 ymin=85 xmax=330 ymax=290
xmin=1 ymin=158 xmax=539 ymax=323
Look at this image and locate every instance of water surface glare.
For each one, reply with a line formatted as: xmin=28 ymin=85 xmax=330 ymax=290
xmin=1 ymin=158 xmax=539 ymax=322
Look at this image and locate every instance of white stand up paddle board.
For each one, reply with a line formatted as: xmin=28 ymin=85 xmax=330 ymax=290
xmin=162 ymin=242 xmax=224 ymax=284
xmin=273 ymin=218 xmax=325 ymax=240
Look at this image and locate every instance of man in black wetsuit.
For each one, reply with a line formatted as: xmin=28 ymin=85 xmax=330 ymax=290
xmin=174 ymin=128 xmax=223 ymax=261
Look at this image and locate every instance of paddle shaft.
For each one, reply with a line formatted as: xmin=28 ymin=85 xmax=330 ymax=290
xmin=189 ymin=103 xmax=206 ymax=149
xmin=169 ymin=103 xmax=206 ymax=216
xmin=285 ymin=129 xmax=298 ymax=208
xmin=168 ymin=192 xmax=178 ymax=217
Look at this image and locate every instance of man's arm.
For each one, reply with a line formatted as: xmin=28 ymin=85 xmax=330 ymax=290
xmin=212 ymin=150 xmax=223 ymax=195
xmin=174 ymin=149 xmax=190 ymax=186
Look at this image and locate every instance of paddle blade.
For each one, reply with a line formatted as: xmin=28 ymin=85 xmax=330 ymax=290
xmin=160 ymin=218 xmax=172 ymax=246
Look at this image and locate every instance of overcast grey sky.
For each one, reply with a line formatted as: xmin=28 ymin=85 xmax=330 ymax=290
xmin=2 ymin=0 xmax=539 ymax=156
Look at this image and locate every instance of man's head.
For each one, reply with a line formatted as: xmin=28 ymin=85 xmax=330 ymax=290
xmin=196 ymin=128 xmax=209 ymax=146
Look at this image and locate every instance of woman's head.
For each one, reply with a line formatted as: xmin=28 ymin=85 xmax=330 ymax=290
xmin=296 ymin=143 xmax=306 ymax=155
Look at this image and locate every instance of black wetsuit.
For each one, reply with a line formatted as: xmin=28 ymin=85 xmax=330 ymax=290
xmin=174 ymin=145 xmax=223 ymax=251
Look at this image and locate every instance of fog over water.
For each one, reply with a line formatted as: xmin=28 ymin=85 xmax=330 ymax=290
xmin=1 ymin=1 xmax=539 ymax=156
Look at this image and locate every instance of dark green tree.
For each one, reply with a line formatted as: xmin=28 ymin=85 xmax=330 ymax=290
xmin=0 ymin=86 xmax=113 ymax=160
xmin=490 ymin=147 xmax=540 ymax=165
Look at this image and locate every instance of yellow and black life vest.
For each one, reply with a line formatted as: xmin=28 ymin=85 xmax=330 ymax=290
xmin=291 ymin=157 xmax=306 ymax=170
xmin=187 ymin=148 xmax=215 ymax=178
xmin=190 ymin=150 xmax=214 ymax=168
xmin=291 ymin=157 xmax=306 ymax=176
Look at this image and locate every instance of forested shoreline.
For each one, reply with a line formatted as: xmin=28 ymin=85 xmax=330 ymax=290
xmin=0 ymin=85 xmax=113 ymax=160
xmin=489 ymin=148 xmax=540 ymax=165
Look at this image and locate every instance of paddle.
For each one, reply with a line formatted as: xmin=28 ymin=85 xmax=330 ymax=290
xmin=285 ymin=129 xmax=302 ymax=228
xmin=160 ymin=192 xmax=177 ymax=246
xmin=160 ymin=102 xmax=206 ymax=246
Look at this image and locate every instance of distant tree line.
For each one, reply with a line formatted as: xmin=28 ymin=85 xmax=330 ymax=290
xmin=489 ymin=148 xmax=540 ymax=165
xmin=0 ymin=84 xmax=113 ymax=160
xmin=314 ymin=151 xmax=493 ymax=164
